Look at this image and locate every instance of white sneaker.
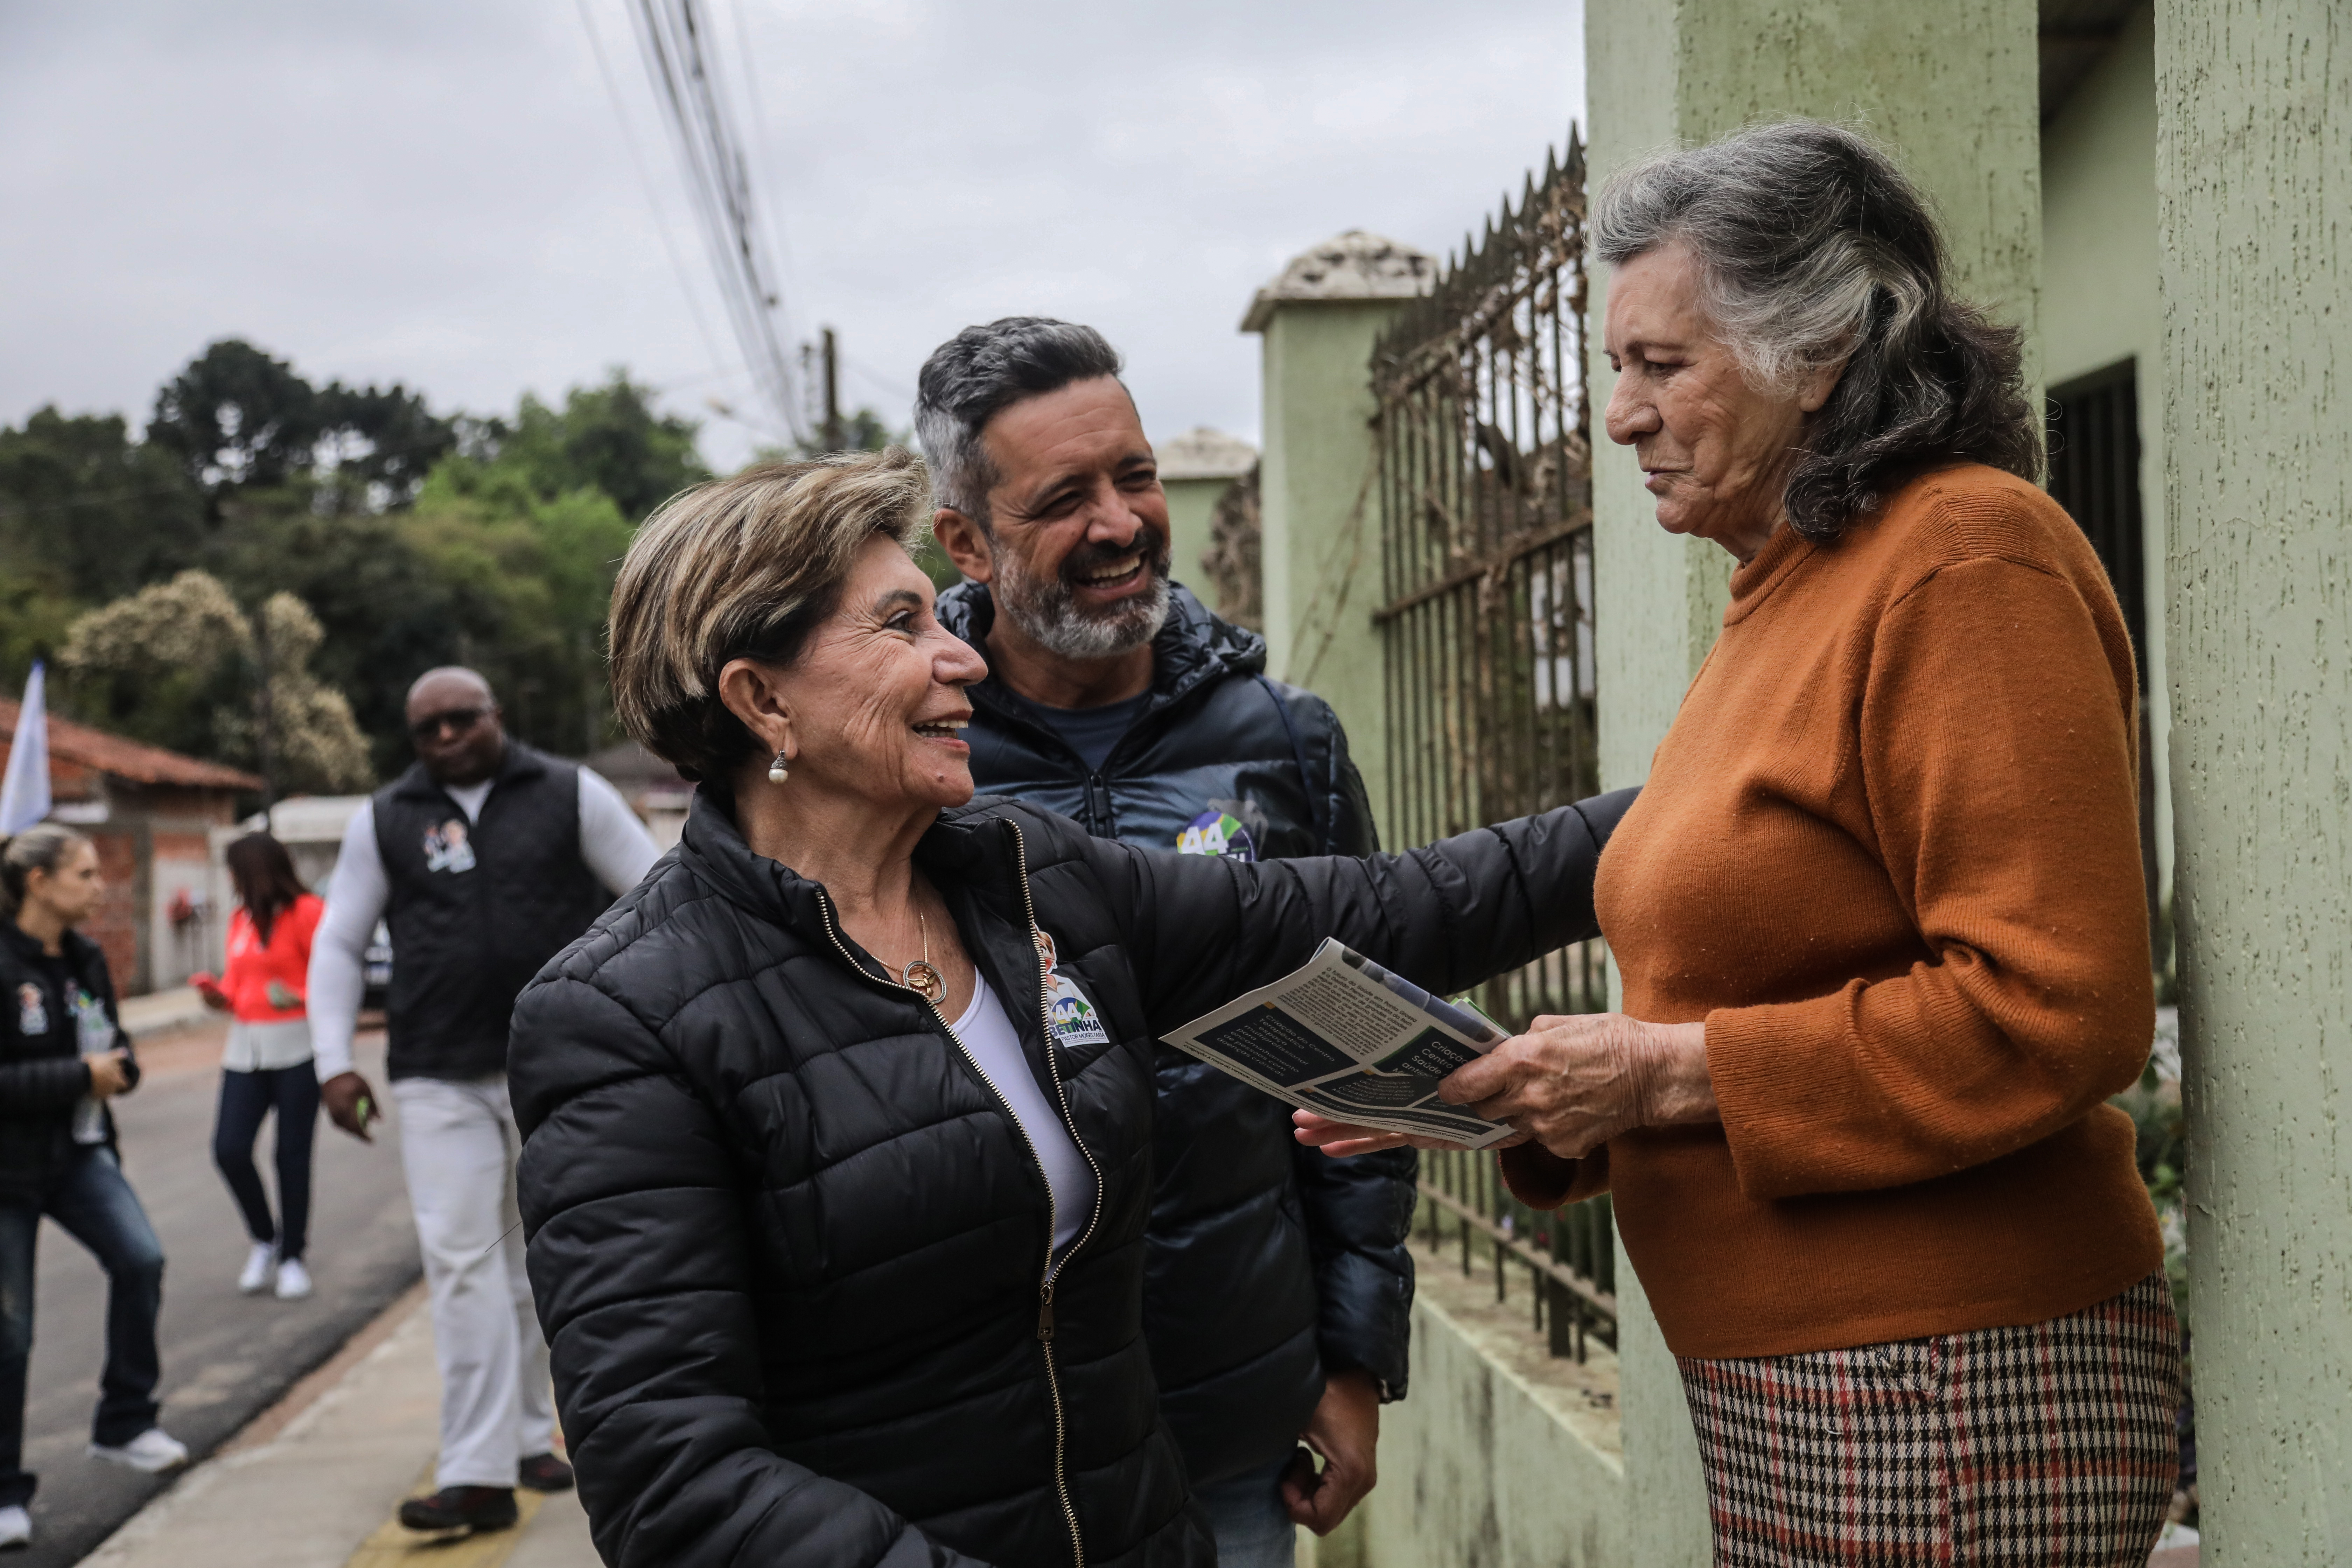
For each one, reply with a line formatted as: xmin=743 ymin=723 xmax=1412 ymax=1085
xmin=89 ymin=1428 xmax=188 ymax=1474
xmin=274 ymin=1258 xmax=313 ymax=1301
xmin=0 ymin=1504 xmax=27 ymax=1549
xmin=237 ymin=1242 xmax=275 ymax=1295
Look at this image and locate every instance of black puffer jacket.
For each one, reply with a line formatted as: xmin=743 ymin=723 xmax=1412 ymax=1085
xmin=511 ymin=787 xmax=1623 ymax=1568
xmin=0 ymin=923 xmax=139 ymax=1201
xmin=937 ymin=583 xmax=1371 ymax=858
xmin=940 ymin=580 xmax=1415 ymax=1483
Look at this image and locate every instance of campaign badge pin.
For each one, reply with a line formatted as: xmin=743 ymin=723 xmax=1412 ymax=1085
xmin=1177 ymin=808 xmax=1257 ymax=862
xmin=1047 ymin=971 xmax=1111 ymax=1049
xmin=423 ymin=819 xmax=477 ymax=874
xmin=16 ymin=983 xmax=48 ymax=1037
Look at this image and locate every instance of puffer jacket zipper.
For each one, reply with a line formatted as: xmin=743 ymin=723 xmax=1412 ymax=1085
xmin=1005 ymin=820 xmax=1111 ymax=1568
xmin=810 ymin=826 xmax=1106 ymax=1568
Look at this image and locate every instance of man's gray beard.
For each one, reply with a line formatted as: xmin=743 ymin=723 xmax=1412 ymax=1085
xmin=994 ymin=548 xmax=1171 ymax=661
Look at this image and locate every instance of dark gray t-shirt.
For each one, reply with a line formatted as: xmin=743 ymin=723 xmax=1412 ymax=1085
xmin=1004 ymin=690 xmax=1152 ymax=774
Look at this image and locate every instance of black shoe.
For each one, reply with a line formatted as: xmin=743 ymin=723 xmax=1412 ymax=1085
xmin=398 ymin=1486 xmax=519 ymax=1533
xmin=518 ymin=1452 xmax=575 ymax=1493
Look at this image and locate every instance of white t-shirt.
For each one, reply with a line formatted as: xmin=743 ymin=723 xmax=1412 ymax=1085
xmin=306 ymin=767 xmax=661 ymax=1080
xmin=952 ymin=973 xmax=1096 ymax=1258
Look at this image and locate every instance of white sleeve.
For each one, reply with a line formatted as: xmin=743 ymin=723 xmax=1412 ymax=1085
xmin=308 ymin=803 xmax=389 ymax=1082
xmin=579 ymin=769 xmax=662 ymax=895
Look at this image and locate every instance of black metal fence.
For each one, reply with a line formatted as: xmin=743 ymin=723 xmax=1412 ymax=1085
xmin=1370 ymin=129 xmax=1617 ymax=1356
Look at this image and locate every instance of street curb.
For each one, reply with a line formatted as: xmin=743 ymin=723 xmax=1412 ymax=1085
xmin=117 ymin=987 xmax=212 ymax=1041
xmin=217 ymin=1279 xmax=429 ymax=1457
xmin=78 ymin=1281 xmax=435 ymax=1568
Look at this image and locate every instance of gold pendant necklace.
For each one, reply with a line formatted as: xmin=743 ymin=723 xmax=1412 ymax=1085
xmin=901 ymin=910 xmax=945 ymax=1006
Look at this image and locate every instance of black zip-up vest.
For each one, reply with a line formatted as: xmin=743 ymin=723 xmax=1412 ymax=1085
xmin=373 ymin=743 xmax=609 ymax=1080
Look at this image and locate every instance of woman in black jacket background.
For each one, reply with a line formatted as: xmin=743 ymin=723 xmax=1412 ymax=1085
xmin=510 ymin=449 xmax=1629 ymax=1568
xmin=0 ymin=825 xmax=187 ymax=1554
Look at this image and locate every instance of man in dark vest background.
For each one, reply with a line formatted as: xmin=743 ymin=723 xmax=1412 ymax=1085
xmin=308 ymin=667 xmax=658 ymax=1534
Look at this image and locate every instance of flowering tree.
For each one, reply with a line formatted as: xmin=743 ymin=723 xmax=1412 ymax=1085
xmin=60 ymin=570 xmax=372 ymax=795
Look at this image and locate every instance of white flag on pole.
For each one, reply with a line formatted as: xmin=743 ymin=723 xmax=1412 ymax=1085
xmin=0 ymin=663 xmax=53 ymax=835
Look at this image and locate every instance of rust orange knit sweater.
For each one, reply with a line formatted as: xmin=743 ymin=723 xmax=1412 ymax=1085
xmin=1502 ymin=464 xmax=2163 ymax=1359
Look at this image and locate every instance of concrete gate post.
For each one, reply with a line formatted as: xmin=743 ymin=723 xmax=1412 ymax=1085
xmin=2156 ymin=5 xmax=2352 ymax=1560
xmin=1581 ymin=2 xmax=2041 ymax=1561
xmin=1243 ymin=231 xmax=1434 ymax=840
xmin=1153 ymin=426 xmax=1257 ymax=593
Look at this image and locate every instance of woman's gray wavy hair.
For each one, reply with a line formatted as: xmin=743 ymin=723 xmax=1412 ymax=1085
xmin=1592 ymin=120 xmax=2040 ymax=540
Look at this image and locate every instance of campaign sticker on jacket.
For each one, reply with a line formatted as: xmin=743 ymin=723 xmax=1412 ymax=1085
xmin=423 ymin=819 xmax=477 ymax=874
xmin=16 ymin=983 xmax=48 ymax=1037
xmin=1047 ymin=971 xmax=1111 ymax=1049
xmin=71 ymin=990 xmax=115 ymax=1054
xmin=1177 ymin=808 xmax=1258 ymax=862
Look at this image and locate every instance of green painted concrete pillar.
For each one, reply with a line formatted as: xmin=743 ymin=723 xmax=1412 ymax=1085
xmin=1583 ymin=2 xmax=2042 ymax=1560
xmin=1152 ymin=426 xmax=1256 ymax=592
xmin=1244 ymin=232 xmax=1435 ymax=840
xmin=2158 ymin=5 xmax=2352 ymax=1560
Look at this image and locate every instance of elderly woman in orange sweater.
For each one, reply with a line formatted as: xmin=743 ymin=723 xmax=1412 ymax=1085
xmin=1302 ymin=121 xmax=2177 ymax=1564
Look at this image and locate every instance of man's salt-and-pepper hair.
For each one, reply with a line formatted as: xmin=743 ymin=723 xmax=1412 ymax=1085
xmin=607 ymin=447 xmax=931 ymax=781
xmin=1591 ymin=119 xmax=2041 ymax=541
xmin=912 ymin=318 xmax=1124 ymax=526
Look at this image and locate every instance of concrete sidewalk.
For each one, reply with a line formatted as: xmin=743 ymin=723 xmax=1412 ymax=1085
xmin=115 ymin=986 xmax=213 ymax=1041
xmin=81 ymin=1288 xmax=596 ymax=1568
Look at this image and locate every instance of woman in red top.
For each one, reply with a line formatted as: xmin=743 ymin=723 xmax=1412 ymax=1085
xmin=195 ymin=834 xmax=323 ymax=1302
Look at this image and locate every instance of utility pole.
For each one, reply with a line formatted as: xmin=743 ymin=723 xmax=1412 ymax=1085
xmin=251 ymin=608 xmax=279 ymax=807
xmin=821 ymin=327 xmax=844 ymax=453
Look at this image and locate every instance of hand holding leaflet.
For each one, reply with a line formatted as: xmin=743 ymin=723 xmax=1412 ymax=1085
xmin=1161 ymin=939 xmax=1522 ymax=1148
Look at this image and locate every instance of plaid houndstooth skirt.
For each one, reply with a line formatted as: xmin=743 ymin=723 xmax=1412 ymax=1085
xmin=1677 ymin=1272 xmax=2181 ymax=1566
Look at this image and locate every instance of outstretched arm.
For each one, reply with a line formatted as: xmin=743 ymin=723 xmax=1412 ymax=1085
xmin=1098 ymin=788 xmax=1638 ymax=1037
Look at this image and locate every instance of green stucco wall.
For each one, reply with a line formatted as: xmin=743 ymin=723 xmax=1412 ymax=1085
xmin=2042 ymin=2 xmax=2172 ymax=896
xmin=1255 ymin=301 xmax=1403 ymax=834
xmin=1162 ymin=475 xmax=1235 ymax=595
xmin=1584 ymin=2 xmax=2043 ymax=1560
xmin=2157 ymin=1 xmax=2352 ymax=1559
xmin=1358 ymin=1295 xmax=1630 ymax=1568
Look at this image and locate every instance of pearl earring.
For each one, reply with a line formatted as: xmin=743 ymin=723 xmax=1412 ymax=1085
xmin=768 ymin=750 xmax=790 ymax=785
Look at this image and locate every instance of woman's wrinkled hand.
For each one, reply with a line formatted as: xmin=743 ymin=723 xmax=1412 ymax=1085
xmin=1437 ymin=1014 xmax=1717 ymax=1160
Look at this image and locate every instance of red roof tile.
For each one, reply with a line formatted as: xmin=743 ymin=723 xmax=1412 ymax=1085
xmin=0 ymin=698 xmax=265 ymax=792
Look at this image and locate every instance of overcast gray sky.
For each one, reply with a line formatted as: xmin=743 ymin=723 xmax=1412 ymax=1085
xmin=0 ymin=1 xmax=1584 ymax=472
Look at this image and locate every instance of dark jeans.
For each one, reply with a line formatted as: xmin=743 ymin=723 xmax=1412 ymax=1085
xmin=0 ymin=1147 xmax=166 ymax=1505
xmin=212 ymin=1067 xmax=319 ymax=1261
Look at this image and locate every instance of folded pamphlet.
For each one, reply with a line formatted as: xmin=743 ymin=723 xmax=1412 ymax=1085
xmin=1163 ymin=939 xmax=1517 ymax=1148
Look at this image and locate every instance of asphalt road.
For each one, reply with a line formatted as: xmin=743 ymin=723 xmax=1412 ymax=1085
xmin=16 ymin=1022 xmax=421 ymax=1566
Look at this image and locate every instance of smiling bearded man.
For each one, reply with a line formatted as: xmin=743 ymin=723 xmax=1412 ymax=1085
xmin=919 ymin=317 xmax=1419 ymax=1568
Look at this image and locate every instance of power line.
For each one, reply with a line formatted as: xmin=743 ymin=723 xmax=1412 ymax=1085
xmin=575 ymin=0 xmax=731 ymax=382
xmin=625 ymin=0 xmax=809 ymax=445
xmin=722 ymin=0 xmax=802 ymax=354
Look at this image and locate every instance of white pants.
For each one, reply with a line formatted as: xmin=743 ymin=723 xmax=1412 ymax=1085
xmin=392 ymin=1075 xmax=555 ymax=1489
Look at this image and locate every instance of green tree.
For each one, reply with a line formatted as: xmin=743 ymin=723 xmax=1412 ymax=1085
xmin=147 ymin=339 xmax=454 ymax=514
xmin=57 ymin=570 xmax=372 ymax=794
xmin=0 ymin=409 xmax=208 ymax=684
xmin=147 ymin=340 xmax=323 ymax=498
xmin=202 ymin=484 xmax=469 ymax=778
xmin=5 ymin=351 xmax=709 ymax=776
xmin=398 ymin=474 xmax=636 ymax=758
xmin=436 ymin=371 xmax=707 ymax=524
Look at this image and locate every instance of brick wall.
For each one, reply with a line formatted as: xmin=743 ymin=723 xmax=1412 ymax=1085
xmin=84 ymin=829 xmax=141 ymax=996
